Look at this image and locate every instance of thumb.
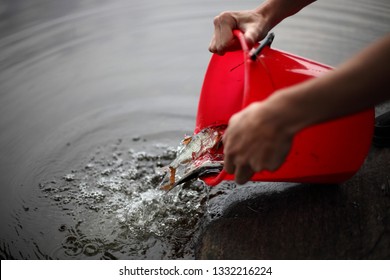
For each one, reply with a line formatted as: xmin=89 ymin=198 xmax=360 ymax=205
xmin=243 ymin=28 xmax=258 ymax=49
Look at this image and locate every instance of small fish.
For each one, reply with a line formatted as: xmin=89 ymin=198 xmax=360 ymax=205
xmin=161 ymin=161 xmax=223 ymax=191
xmin=159 ymin=125 xmax=226 ymax=191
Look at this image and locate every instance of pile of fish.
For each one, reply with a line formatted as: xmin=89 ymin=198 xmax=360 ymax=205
xmin=159 ymin=125 xmax=226 ymax=191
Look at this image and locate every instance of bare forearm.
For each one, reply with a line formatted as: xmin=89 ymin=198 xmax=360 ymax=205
xmin=255 ymin=0 xmax=316 ymax=31
xmin=269 ymin=34 xmax=390 ymax=132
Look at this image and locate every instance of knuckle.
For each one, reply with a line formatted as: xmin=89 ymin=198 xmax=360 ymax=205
xmin=213 ymin=15 xmax=220 ymax=25
xmin=233 ymin=155 xmax=247 ymax=168
xmin=217 ymin=11 xmax=236 ymax=25
xmin=219 ymin=11 xmax=231 ymax=20
xmin=229 ymin=113 xmax=240 ymax=124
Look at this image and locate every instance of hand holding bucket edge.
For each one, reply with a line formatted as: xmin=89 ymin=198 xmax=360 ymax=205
xmin=196 ymin=31 xmax=374 ymax=186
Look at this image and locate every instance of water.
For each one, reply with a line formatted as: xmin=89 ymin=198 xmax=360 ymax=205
xmin=37 ymin=140 xmax=209 ymax=259
xmin=1 ymin=0 xmax=389 ymax=259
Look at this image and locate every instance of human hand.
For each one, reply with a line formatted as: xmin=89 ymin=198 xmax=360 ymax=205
xmin=222 ymin=101 xmax=295 ymax=184
xmin=208 ymin=10 xmax=270 ymax=55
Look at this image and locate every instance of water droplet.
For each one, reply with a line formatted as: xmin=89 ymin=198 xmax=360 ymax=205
xmin=64 ymin=174 xmax=75 ymax=181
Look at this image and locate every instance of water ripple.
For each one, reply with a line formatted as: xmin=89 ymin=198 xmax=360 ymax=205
xmin=38 ymin=139 xmax=220 ymax=259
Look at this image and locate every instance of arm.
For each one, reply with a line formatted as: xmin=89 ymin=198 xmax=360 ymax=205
xmin=271 ymin=34 xmax=390 ymax=131
xmin=223 ymin=34 xmax=390 ymax=184
xmin=209 ymin=0 xmax=315 ymax=55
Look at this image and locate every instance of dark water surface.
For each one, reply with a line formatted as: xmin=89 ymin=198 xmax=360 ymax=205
xmin=0 ymin=0 xmax=389 ymax=259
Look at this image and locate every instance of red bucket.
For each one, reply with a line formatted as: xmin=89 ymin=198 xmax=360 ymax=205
xmin=195 ymin=31 xmax=374 ymax=186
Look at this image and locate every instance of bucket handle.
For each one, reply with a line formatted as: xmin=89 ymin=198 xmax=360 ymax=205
xmin=205 ymin=30 xmax=274 ymax=186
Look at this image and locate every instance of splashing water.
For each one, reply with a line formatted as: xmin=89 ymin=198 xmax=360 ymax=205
xmin=38 ymin=138 xmax=233 ymax=259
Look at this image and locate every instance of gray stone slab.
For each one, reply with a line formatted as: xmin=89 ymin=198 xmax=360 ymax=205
xmin=195 ymin=145 xmax=390 ymax=259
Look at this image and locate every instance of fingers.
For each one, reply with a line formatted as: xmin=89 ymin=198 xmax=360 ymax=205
xmin=235 ymin=164 xmax=254 ymax=185
xmin=223 ymin=103 xmax=293 ymax=184
xmin=209 ymin=10 xmax=269 ymax=55
xmin=224 ymin=141 xmax=291 ymax=185
xmin=209 ymin=12 xmax=238 ymax=55
xmin=223 ymin=152 xmax=235 ymax=175
xmin=223 ymin=119 xmax=255 ymax=185
xmin=224 ymin=153 xmax=254 ymax=185
xmin=243 ymin=27 xmax=259 ymax=49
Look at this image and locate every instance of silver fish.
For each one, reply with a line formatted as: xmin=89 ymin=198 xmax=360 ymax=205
xmin=160 ymin=125 xmax=225 ymax=191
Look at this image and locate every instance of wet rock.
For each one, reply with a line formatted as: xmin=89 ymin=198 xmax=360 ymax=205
xmin=195 ymin=146 xmax=390 ymax=259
